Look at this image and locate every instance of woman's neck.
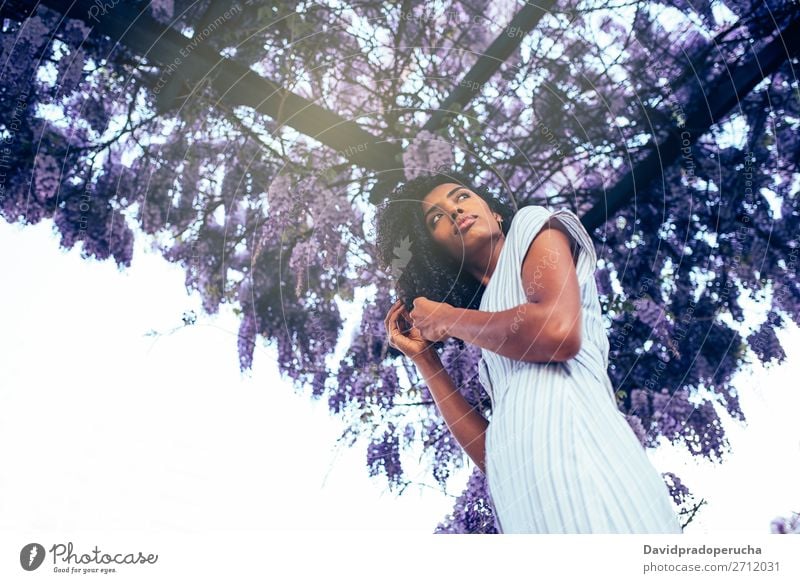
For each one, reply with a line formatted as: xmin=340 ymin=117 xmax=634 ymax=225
xmin=468 ymin=234 xmax=505 ymax=287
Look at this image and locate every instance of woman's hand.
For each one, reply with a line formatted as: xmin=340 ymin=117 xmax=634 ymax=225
xmin=385 ymin=299 xmax=435 ymax=361
xmin=408 ymin=296 xmax=454 ymax=343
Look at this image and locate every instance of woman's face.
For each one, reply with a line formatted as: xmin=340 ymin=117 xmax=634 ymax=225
xmin=420 ymin=182 xmax=502 ymax=261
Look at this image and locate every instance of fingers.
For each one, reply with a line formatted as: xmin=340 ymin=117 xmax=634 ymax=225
xmin=384 ymin=299 xmax=404 ymax=346
xmin=384 ymin=299 xmax=402 ymax=328
xmin=398 ymin=306 xmax=412 ymax=332
xmin=407 ymin=305 xmax=419 ymax=327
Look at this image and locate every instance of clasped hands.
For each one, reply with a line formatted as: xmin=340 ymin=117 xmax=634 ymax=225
xmin=407 ymin=296 xmax=454 ymax=343
xmin=384 ymin=296 xmax=455 ymax=359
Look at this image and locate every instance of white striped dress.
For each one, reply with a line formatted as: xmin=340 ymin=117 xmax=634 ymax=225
xmin=478 ymin=205 xmax=683 ymax=534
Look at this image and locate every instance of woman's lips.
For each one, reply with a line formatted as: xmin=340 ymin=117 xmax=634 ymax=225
xmin=454 ymin=215 xmax=477 ymax=234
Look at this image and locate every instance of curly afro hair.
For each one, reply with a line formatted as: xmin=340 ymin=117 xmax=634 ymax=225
xmin=372 ymin=169 xmax=516 ymax=320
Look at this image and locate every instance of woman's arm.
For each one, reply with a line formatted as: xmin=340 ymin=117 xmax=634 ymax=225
xmin=411 ymin=351 xmax=489 ymax=474
xmin=440 ymin=301 xmax=579 ymax=364
xmin=440 ymin=222 xmax=583 ymax=363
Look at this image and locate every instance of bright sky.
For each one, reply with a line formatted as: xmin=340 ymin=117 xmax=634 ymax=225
xmin=0 ymin=219 xmax=463 ymax=533
xmin=2 ymin=217 xmax=798 ymax=535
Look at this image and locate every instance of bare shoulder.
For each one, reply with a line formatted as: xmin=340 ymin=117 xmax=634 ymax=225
xmin=519 ymin=214 xmax=581 ymax=305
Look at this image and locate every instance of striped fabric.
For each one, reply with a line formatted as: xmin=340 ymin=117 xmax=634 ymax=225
xmin=478 ymin=205 xmax=683 ymax=534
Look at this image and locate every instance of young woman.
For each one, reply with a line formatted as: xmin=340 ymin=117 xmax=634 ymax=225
xmin=374 ymin=171 xmax=682 ymax=534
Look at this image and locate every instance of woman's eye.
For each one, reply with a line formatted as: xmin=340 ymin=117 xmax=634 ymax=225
xmin=430 ymin=193 xmax=469 ymax=228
